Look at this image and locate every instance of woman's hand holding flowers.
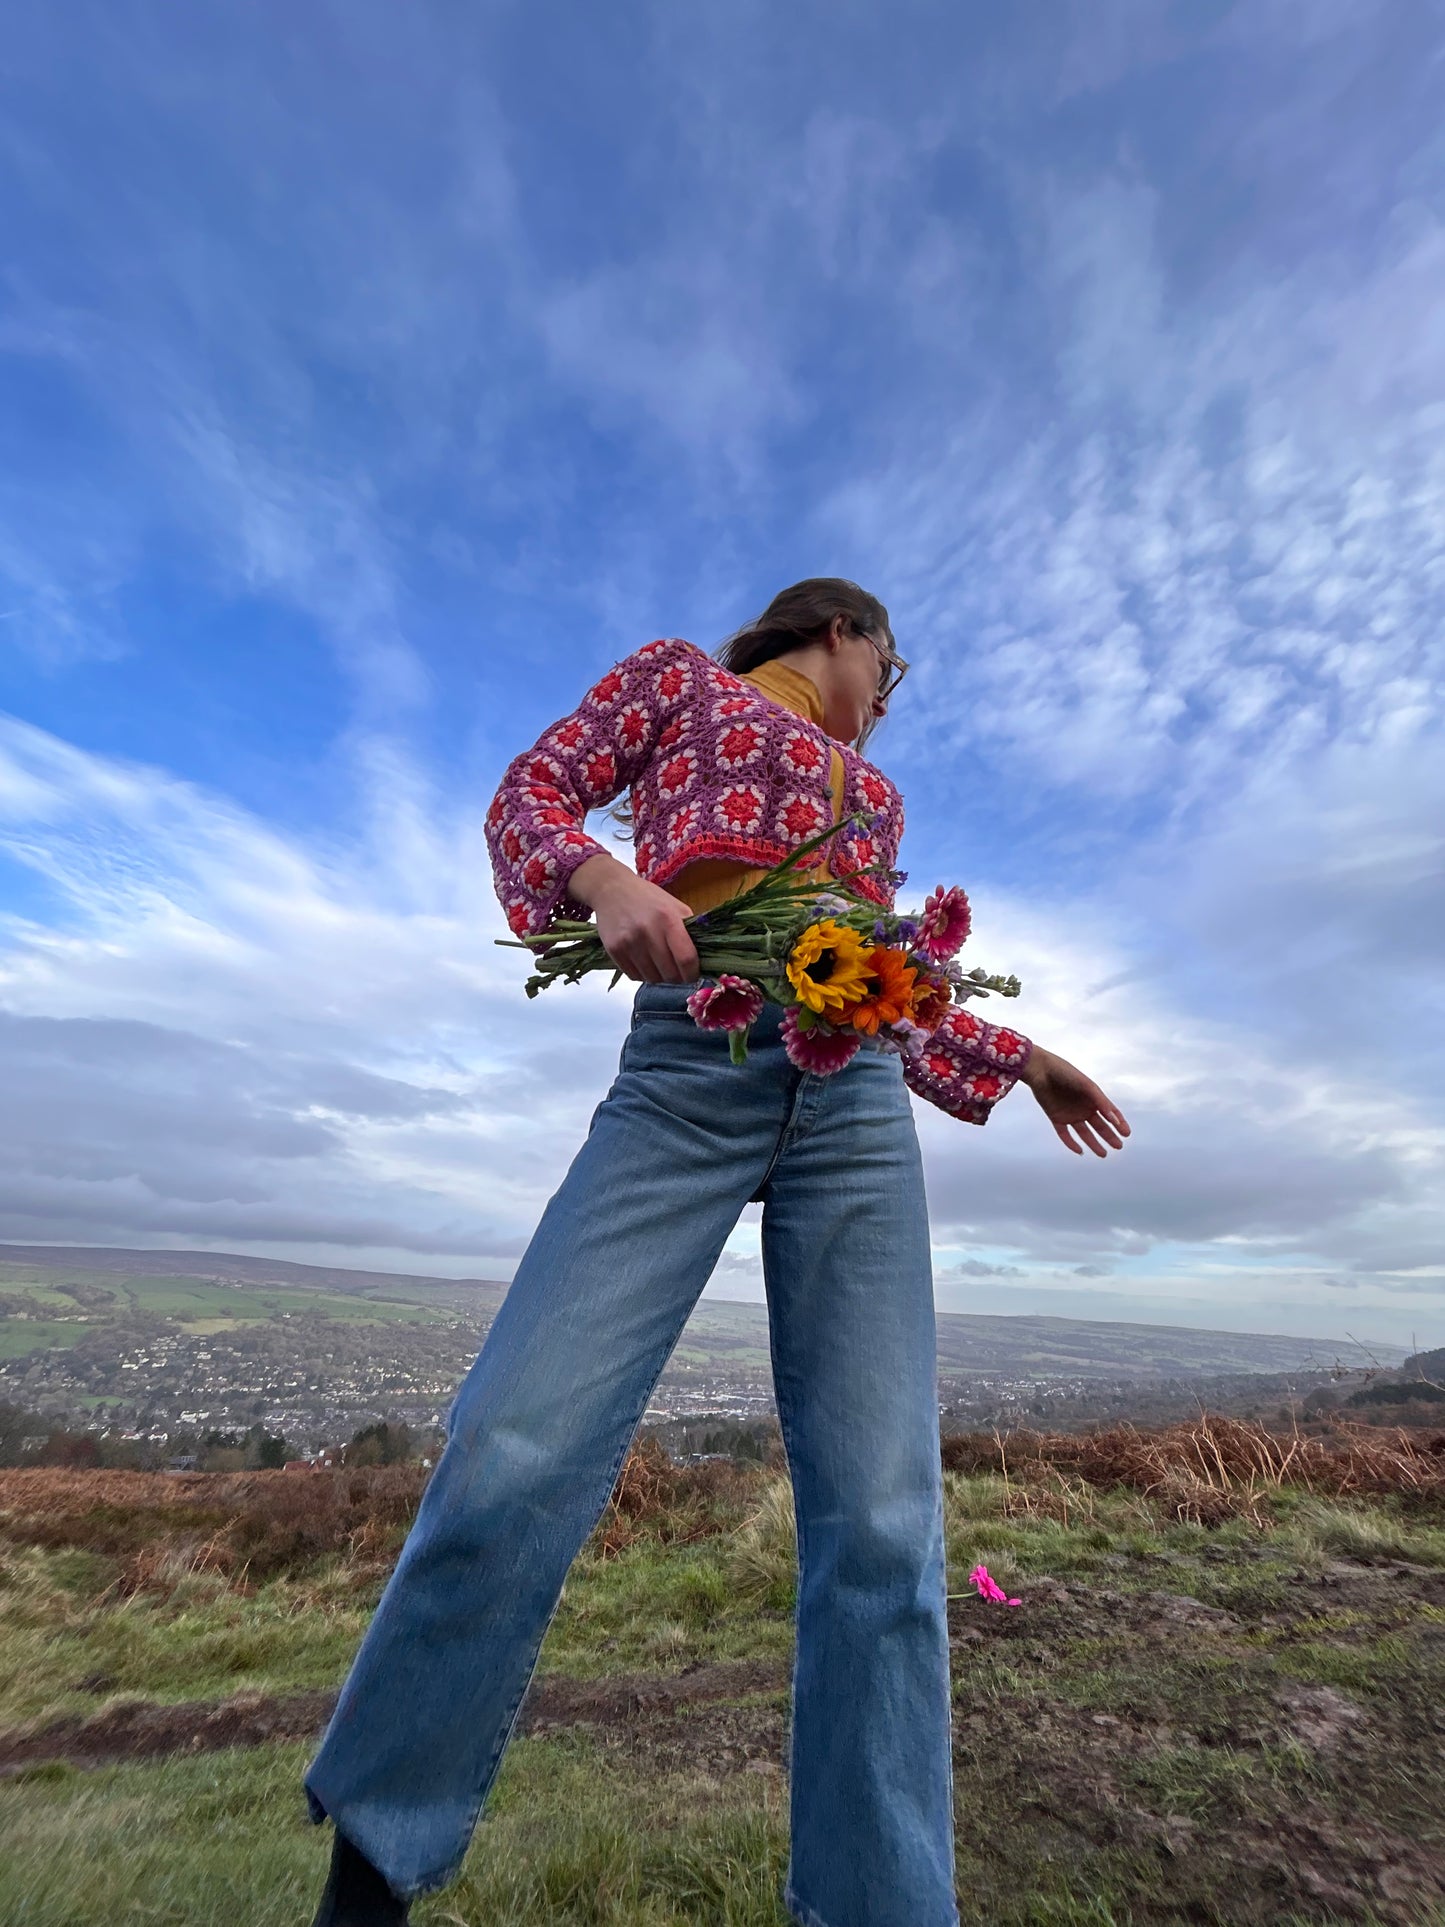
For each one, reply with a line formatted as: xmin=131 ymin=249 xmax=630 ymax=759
xmin=569 ymin=853 xmax=702 ymax=985
xmin=1019 ymin=1047 xmax=1131 ymax=1157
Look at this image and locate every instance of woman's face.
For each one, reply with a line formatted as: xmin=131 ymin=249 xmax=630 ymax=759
xmin=828 ymin=618 xmax=896 ymax=744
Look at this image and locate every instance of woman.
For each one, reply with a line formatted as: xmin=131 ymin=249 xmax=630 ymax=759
xmin=305 ymin=579 xmax=1129 ymax=1927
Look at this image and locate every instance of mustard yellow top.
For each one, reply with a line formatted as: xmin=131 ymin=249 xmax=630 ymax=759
xmin=661 ymin=655 xmax=847 ymax=915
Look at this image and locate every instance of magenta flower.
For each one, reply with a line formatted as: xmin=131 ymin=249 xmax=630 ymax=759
xmin=687 ymin=973 xmax=765 ymax=1032
xmin=914 ymin=885 xmax=972 ymax=965
xmin=780 ymin=1005 xmax=861 ymax=1075
xmin=969 ymin=1562 xmax=1021 ymax=1606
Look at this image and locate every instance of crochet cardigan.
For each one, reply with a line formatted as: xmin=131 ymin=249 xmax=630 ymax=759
xmin=485 ymin=635 xmax=1033 ymax=1124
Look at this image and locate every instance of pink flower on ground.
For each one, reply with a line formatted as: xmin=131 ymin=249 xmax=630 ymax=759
xmin=687 ymin=974 xmax=765 ymax=1032
xmin=914 ymin=885 xmax=972 ymax=965
xmin=780 ymin=1005 xmax=861 ymax=1075
xmin=969 ymin=1562 xmax=1021 ymax=1606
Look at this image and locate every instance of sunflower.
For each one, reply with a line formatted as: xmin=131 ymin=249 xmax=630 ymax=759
xmin=785 ymin=918 xmax=875 ymax=1016
xmin=836 ymin=944 xmax=919 ymax=1035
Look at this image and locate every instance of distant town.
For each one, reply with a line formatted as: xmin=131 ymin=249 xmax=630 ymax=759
xmin=1 ymin=1244 xmax=1435 ymax=1466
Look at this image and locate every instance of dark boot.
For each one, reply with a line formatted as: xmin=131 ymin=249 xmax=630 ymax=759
xmin=310 ymin=1829 xmax=410 ymax=1927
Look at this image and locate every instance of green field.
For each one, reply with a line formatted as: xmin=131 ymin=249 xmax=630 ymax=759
xmin=0 ymin=1322 xmax=88 ymax=1361
xmin=0 ymin=1263 xmax=453 ymax=1361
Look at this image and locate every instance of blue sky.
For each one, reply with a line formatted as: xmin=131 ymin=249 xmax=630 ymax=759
xmin=1 ymin=1 xmax=1440 ymax=1349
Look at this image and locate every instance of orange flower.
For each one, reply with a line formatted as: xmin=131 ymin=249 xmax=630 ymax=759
xmin=837 ymin=945 xmax=919 ymax=1035
xmin=909 ymin=971 xmax=954 ymax=1032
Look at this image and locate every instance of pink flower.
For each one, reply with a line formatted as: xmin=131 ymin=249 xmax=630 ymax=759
xmin=687 ymin=974 xmax=765 ymax=1032
xmin=969 ymin=1562 xmax=1021 ymax=1606
xmin=914 ymin=885 xmax=972 ymax=965
xmin=780 ymin=1005 xmax=861 ymax=1076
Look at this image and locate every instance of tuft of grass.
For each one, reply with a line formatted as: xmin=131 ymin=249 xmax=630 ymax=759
xmin=1120 ymin=1739 xmax=1260 ymax=1820
xmin=1272 ymin=1494 xmax=1445 ymax=1568
xmin=725 ymin=1480 xmax=797 ymax=1614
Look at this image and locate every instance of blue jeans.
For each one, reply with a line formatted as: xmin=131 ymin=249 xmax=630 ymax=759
xmin=305 ymin=982 xmax=958 ymax=1927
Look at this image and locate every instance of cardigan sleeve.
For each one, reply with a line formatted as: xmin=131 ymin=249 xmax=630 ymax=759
xmin=900 ymin=1004 xmax=1034 ymax=1126
xmin=485 ymin=636 xmax=692 ymax=938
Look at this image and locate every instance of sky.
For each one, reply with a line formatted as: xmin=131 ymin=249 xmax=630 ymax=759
xmin=0 ymin=0 xmax=1440 ymax=1351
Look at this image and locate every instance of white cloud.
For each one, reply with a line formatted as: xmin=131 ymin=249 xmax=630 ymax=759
xmin=0 ymin=711 xmax=1438 ymax=1351
xmin=0 ymin=714 xmax=638 ymax=1264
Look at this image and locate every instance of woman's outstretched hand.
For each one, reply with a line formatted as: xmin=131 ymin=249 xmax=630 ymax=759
xmin=1019 ymin=1046 xmax=1130 ymax=1157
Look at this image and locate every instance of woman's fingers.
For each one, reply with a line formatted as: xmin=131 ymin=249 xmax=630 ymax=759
xmin=1089 ymin=1111 xmax=1126 ymax=1151
xmin=1096 ymin=1095 xmax=1131 ymax=1137
xmin=1054 ymin=1108 xmax=1124 ymax=1157
xmin=669 ymin=933 xmax=702 ymax=982
xmin=1074 ymin=1119 xmax=1110 ymax=1158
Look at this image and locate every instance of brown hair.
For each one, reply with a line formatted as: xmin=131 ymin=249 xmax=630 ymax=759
xmin=605 ymin=577 xmax=894 ymax=836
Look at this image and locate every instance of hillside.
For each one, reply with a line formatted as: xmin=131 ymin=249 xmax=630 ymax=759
xmin=0 ymin=1245 xmax=1413 ymax=1448
xmin=1 ymin=1419 xmax=1443 ymax=1923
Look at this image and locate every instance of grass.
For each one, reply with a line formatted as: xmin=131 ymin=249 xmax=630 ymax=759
xmin=1 ymin=1419 xmax=1443 ymax=1923
xmin=0 ymin=1547 xmax=378 ymax=1727
xmin=0 ymin=1322 xmax=86 ymax=1360
xmin=0 ymin=1736 xmax=795 ymax=1927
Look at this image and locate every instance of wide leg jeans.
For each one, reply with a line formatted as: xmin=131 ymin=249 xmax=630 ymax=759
xmin=305 ymin=982 xmax=959 ymax=1927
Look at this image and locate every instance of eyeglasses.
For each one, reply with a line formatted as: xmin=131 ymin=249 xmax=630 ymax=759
xmin=857 ymin=627 xmax=909 ymax=702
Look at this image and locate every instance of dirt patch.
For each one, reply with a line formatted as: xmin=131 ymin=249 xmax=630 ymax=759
xmin=575 ymin=1699 xmax=788 ymax=1785
xmin=0 ymin=1688 xmax=340 ymax=1775
xmin=0 ymin=1658 xmax=790 ymax=1779
xmin=945 ymin=1562 xmax=1445 ymax=1926
xmin=516 ymin=1658 xmax=787 ymax=1735
xmin=1274 ymin=1682 xmax=1370 ymax=1751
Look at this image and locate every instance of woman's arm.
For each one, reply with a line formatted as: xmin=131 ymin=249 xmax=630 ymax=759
xmin=1017 ymin=1045 xmax=1130 ymax=1157
xmin=898 ymin=1005 xmax=1035 ymax=1125
xmin=570 ymin=853 xmax=702 ymax=984
xmin=484 ymin=636 xmax=694 ymax=938
xmin=898 ymin=1011 xmax=1129 ymax=1155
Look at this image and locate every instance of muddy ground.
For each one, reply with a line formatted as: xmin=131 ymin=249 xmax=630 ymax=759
xmin=5 ymin=1555 xmax=1443 ymax=1925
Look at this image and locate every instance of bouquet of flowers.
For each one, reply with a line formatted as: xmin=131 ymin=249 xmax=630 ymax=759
xmin=496 ymin=810 xmax=1021 ymax=1075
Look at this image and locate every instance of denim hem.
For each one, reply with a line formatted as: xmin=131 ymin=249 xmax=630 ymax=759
xmin=783 ymin=1885 xmax=836 ymax=1927
xmin=785 ymin=1885 xmax=960 ymax=1927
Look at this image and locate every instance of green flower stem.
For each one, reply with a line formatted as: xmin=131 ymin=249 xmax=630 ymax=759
xmin=496 ymin=808 xmax=1026 ymax=1013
